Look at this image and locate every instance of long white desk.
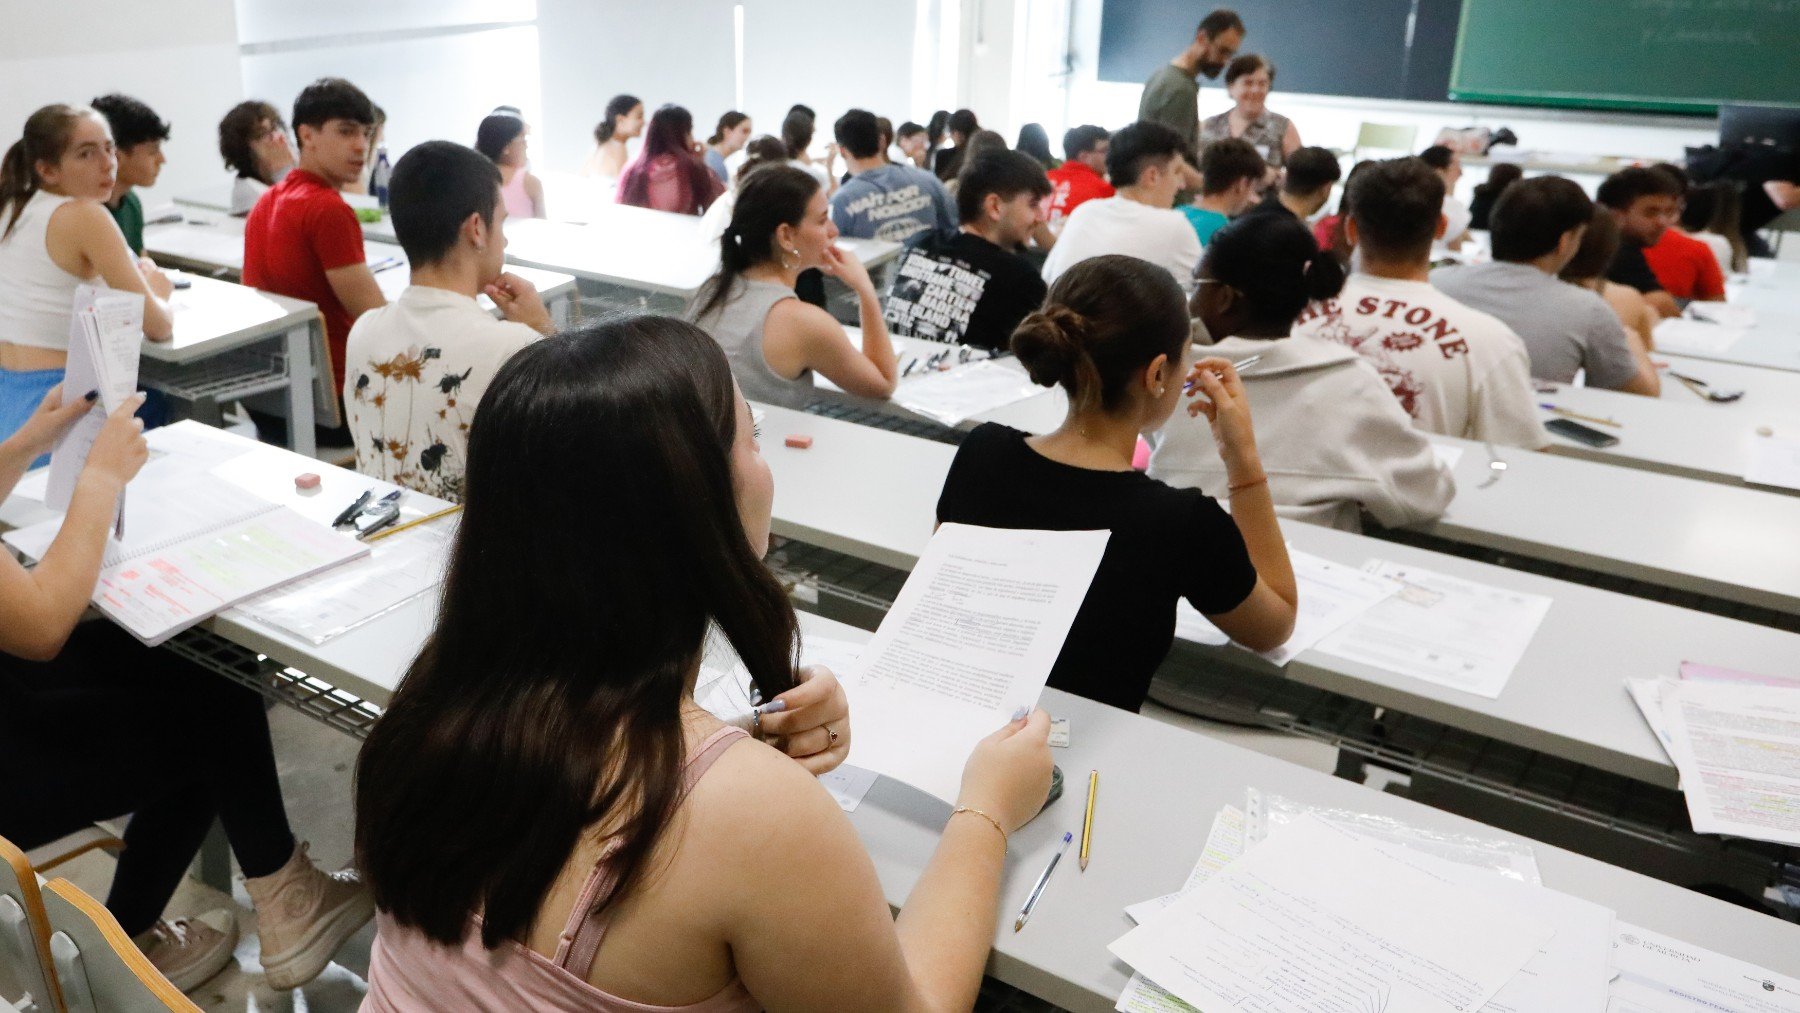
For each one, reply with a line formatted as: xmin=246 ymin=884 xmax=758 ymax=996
xmin=8 ymin=422 xmax=1796 ymax=1008
xmin=1651 ymin=259 xmax=1800 ymax=373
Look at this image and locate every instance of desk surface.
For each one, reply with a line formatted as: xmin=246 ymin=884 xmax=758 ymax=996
xmin=1653 ymin=260 xmax=1800 ymax=373
xmin=8 ymin=421 xmax=1794 ymax=1007
xmin=147 ymin=274 xmax=318 ymax=365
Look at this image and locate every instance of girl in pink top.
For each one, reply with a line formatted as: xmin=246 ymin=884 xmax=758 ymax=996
xmin=476 ymin=107 xmax=545 ymax=220
xmin=355 ymin=316 xmax=1054 ymax=1012
xmin=615 ymin=105 xmax=725 ymax=216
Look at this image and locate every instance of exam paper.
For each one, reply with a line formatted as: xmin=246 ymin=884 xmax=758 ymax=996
xmin=1117 ymin=807 xmax=1245 ymax=1013
xmin=1174 ymin=550 xmax=1402 ymax=665
xmin=840 ymin=524 xmax=1107 ymax=803
xmin=1686 ymin=301 xmax=1757 ymax=328
xmin=1652 ymin=317 xmax=1745 ymax=355
xmin=1746 ymin=434 xmax=1800 ymax=492
xmin=894 ymin=359 xmax=1043 ymax=426
xmin=1626 ymin=678 xmax=1679 ymax=765
xmin=1609 ymin=922 xmax=1800 ymax=1012
xmin=46 ymin=286 xmax=143 ymax=513
xmin=1314 ymin=560 xmax=1552 ymax=698
xmin=1109 ymin=815 xmax=1553 ymax=1013
xmin=1662 ymin=680 xmax=1800 ymax=846
xmin=235 ymin=515 xmax=455 ymax=643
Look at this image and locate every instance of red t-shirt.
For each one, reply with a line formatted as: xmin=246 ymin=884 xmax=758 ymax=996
xmin=243 ymin=169 xmax=367 ymax=389
xmin=1642 ymin=227 xmax=1725 ymax=301
xmin=1045 ymin=160 xmax=1115 ymax=226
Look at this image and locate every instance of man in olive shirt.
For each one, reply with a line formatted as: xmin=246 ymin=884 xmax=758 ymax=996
xmin=1138 ymin=8 xmax=1244 ymax=193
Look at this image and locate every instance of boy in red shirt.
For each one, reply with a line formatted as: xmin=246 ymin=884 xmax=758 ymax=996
xmin=1642 ymin=164 xmax=1725 ymax=302
xmin=243 ymin=77 xmax=386 ymax=445
xmin=1045 ymin=125 xmax=1114 ymax=228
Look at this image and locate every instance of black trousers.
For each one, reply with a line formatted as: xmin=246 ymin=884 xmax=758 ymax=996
xmin=0 ymin=623 xmax=296 ymax=935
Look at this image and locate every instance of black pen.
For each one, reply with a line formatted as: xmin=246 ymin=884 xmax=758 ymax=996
xmin=332 ymin=490 xmax=373 ymax=528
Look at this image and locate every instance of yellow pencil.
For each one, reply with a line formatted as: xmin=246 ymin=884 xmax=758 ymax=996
xmin=1539 ymin=403 xmax=1621 ymax=428
xmin=363 ymin=504 xmax=463 ymax=543
xmin=1079 ymin=770 xmax=1098 ymax=871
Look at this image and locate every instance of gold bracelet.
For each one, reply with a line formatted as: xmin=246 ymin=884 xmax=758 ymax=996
xmin=949 ymin=806 xmax=1008 ymax=849
xmin=1228 ymin=474 xmax=1269 ymax=493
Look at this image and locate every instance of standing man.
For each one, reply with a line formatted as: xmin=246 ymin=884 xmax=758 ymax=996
xmin=1137 ymin=9 xmax=1245 ymax=193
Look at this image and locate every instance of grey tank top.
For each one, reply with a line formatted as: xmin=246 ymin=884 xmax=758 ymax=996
xmin=688 ymin=278 xmax=814 ymax=410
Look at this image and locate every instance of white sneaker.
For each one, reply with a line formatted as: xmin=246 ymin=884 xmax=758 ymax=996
xmin=243 ymin=841 xmax=374 ymax=990
xmin=133 ymin=909 xmax=239 ymax=993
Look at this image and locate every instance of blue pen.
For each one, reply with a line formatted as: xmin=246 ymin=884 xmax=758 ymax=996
xmin=1014 ymin=831 xmax=1073 ymax=932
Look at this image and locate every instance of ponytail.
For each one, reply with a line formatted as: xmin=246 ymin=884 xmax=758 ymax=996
xmin=688 ymin=165 xmax=819 ymax=324
xmin=1010 ymin=254 xmax=1188 ymax=414
xmin=2 ymin=104 xmax=93 ymax=241
xmin=595 ymin=94 xmax=641 ymax=146
xmin=707 ymin=111 xmax=748 ymax=147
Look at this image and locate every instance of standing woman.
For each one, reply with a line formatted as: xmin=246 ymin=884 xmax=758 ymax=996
xmin=1197 ymin=55 xmax=1301 ymax=173
xmin=936 ymin=254 xmax=1298 ymax=713
xmin=0 ymin=105 xmax=174 ymax=448
xmin=686 ymin=166 xmax=896 ymax=407
xmin=581 ymin=94 xmax=644 ymax=184
xmin=616 ymin=104 xmax=726 ymax=216
xmin=476 ymin=107 xmax=546 ymax=220
xmin=705 ymin=111 xmax=752 ymax=187
xmin=218 ymin=100 xmax=296 ymax=216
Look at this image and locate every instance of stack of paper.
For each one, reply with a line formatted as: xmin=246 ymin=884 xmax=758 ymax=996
xmin=47 ymin=285 xmax=143 ymax=513
xmin=1653 ymin=317 xmax=1746 ymax=355
xmin=894 ymin=360 xmax=1044 ymax=426
xmin=1609 ymin=923 xmax=1800 ymax=1011
xmin=1659 ymin=679 xmax=1800 ymax=846
xmin=1175 ymin=550 xmax=1402 ymax=665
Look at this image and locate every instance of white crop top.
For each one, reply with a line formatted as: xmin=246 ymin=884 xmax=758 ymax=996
xmin=0 ymin=190 xmax=86 ymax=351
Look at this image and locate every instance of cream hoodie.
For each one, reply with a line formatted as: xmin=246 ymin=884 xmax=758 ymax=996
xmin=1148 ymin=334 xmax=1456 ymax=532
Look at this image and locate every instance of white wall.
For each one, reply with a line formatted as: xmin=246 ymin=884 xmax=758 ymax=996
xmin=0 ymin=0 xmax=244 ymax=209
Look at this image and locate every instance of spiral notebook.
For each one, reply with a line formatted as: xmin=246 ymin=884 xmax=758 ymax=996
xmin=4 ymin=472 xmax=368 ymax=647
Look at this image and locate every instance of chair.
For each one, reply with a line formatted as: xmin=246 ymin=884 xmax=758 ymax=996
xmin=40 ymin=880 xmax=200 ymax=1013
xmin=1762 ymin=206 xmax=1800 ymax=255
xmin=0 ymin=837 xmax=60 ymax=1013
xmin=23 ymin=828 xmax=122 ymax=878
xmin=1354 ymin=122 xmax=1419 ymax=160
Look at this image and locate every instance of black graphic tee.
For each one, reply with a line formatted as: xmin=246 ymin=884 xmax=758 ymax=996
xmin=883 ymin=232 xmax=1048 ymax=352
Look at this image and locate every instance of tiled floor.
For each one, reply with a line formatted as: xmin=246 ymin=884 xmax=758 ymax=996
xmin=53 ymin=693 xmax=1333 ymax=1011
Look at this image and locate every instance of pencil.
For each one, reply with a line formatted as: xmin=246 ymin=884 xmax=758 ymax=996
xmin=362 ymin=504 xmax=463 ymax=543
xmin=1538 ymin=403 xmax=1620 ymax=428
xmin=1079 ymin=769 xmax=1097 ymax=871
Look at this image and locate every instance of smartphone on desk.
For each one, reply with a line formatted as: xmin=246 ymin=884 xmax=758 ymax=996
xmin=1545 ymin=418 xmax=1620 ymax=448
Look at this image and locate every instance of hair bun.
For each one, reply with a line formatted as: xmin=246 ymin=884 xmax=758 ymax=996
xmin=1303 ymin=248 xmax=1348 ymax=302
xmin=1010 ymin=304 xmax=1088 ymax=388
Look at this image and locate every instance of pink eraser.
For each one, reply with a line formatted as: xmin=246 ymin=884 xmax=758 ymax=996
xmin=294 ymin=472 xmax=321 ymax=491
xmin=785 ymin=434 xmax=813 ymax=449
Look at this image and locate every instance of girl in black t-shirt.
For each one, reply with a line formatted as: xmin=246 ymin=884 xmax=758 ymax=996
xmin=935 ymin=254 xmax=1297 ymax=711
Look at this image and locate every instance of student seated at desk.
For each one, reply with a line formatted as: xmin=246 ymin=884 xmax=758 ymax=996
xmin=0 ymin=104 xmax=173 ymax=449
xmin=1677 ymin=180 xmax=1747 ymax=276
xmin=1560 ymin=205 xmax=1661 ymax=360
xmin=1420 ymin=145 xmax=1471 ymax=252
xmin=687 ymin=166 xmax=897 ymax=408
xmin=243 ymin=77 xmax=386 ymax=446
xmin=829 ymin=108 xmax=956 ymax=244
xmin=1432 ymin=176 xmax=1660 ymax=396
xmin=1179 ymin=137 xmax=1264 ymax=246
xmin=1467 ymin=161 xmax=1522 ymax=233
xmin=896 ymin=120 xmax=930 ymax=169
xmin=782 ymin=108 xmax=839 ymax=198
xmin=88 ymin=94 xmax=168 ymax=257
xmin=1313 ymin=158 xmax=1375 ymax=262
xmin=581 ymin=94 xmax=644 ymax=186
xmin=356 ymin=317 xmax=1051 ymax=1011
xmin=883 ymin=150 xmax=1051 ymax=353
xmin=476 ymin=106 xmax=546 ymax=220
xmin=1150 ymin=213 xmax=1453 ymax=532
xmin=0 ymin=388 xmax=373 ymax=994
xmin=1045 ymin=125 xmax=1113 ymax=228
xmin=347 ymin=142 xmax=554 ymax=501
xmin=698 ymin=135 xmax=790 ymax=242
xmin=937 ymin=255 xmax=1298 ymax=712
xmin=1242 ymin=145 xmax=1340 ymax=223
xmin=1596 ymin=166 xmax=1685 ymax=319
xmin=1642 ymin=164 xmax=1727 ymax=304
xmin=931 ymin=108 xmax=980 ymax=181
xmin=704 ymin=110 xmax=751 ymax=187
xmin=1041 ymin=121 xmax=1202 ymax=293
xmin=218 ymin=100 xmax=296 ymax=216
xmin=616 ymin=104 xmax=725 ymax=216
xmin=1294 ymin=158 xmax=1547 ymax=450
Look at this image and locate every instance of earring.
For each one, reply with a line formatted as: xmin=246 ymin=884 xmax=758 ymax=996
xmin=1156 ymin=385 xmax=1166 ymax=396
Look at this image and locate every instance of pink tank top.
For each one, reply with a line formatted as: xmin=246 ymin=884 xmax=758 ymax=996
xmin=361 ymin=728 xmax=759 ymax=1013
xmin=501 ymin=167 xmax=536 ymax=220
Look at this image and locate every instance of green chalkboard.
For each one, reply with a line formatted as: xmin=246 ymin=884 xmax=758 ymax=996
xmin=1451 ymin=0 xmax=1800 ymax=114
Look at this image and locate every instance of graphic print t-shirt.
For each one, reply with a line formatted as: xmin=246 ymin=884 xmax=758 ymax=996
xmin=829 ymin=163 xmax=957 ymax=243
xmin=883 ymin=231 xmax=1047 ymax=351
xmin=1292 ymin=274 xmax=1547 ymax=449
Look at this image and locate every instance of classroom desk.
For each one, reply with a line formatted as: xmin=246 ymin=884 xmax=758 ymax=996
xmin=142 ymin=274 xmax=326 ymax=457
xmin=9 ymin=424 xmax=1794 ymax=1008
xmin=1651 ymin=259 xmax=1800 ymax=373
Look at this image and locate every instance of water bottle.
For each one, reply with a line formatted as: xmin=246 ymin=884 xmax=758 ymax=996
xmin=372 ymin=147 xmax=392 ymax=208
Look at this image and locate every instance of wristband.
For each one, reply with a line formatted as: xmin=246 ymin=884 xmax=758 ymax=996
xmin=949 ymin=806 xmax=1008 ymax=849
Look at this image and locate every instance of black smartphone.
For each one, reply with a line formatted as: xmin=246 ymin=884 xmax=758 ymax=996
xmin=1545 ymin=418 xmax=1620 ymax=448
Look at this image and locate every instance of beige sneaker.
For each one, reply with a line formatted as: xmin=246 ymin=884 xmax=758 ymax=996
xmin=133 ymin=909 xmax=239 ymax=993
xmin=243 ymin=842 xmax=375 ymax=990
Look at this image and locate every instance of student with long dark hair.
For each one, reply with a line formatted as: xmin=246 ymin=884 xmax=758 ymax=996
xmin=0 ymin=105 xmax=173 ymax=449
xmin=616 ymin=104 xmax=724 ymax=215
xmin=687 ymin=165 xmax=896 ymax=407
xmin=476 ymin=106 xmax=546 ymax=220
xmin=582 ymin=93 xmax=644 ymax=183
xmin=1467 ymin=161 xmax=1522 ymax=232
xmin=1150 ymin=213 xmax=1453 ymax=531
xmin=704 ymin=110 xmax=752 ymax=186
xmin=357 ymin=318 xmax=1053 ymax=1010
xmin=931 ymin=108 xmax=980 ymax=180
xmin=937 ymin=255 xmax=1298 ymax=712
xmin=781 ymin=107 xmax=837 ymax=196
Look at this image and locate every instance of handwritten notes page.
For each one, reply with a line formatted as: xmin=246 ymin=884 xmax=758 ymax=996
xmin=1110 ymin=815 xmax=1553 ymax=1013
xmin=841 ymin=523 xmax=1107 ymax=803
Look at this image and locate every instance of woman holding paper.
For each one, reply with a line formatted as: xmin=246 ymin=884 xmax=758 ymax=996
xmin=0 ymin=104 xmax=175 ymax=446
xmin=357 ymin=316 xmax=1055 ymax=1012
xmin=935 ymin=254 xmax=1299 ymax=712
xmin=0 ymin=386 xmax=375 ymax=994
